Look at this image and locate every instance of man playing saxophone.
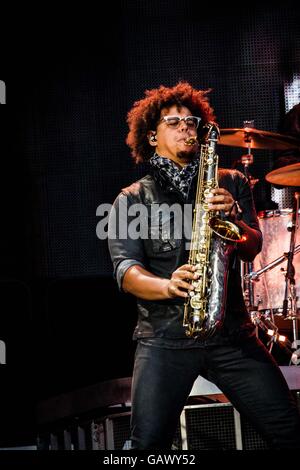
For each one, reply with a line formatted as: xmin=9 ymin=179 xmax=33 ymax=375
xmin=108 ymin=82 xmax=300 ymax=449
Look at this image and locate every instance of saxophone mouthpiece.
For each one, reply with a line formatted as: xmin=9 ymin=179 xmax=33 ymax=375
xmin=184 ymin=137 xmax=198 ymax=146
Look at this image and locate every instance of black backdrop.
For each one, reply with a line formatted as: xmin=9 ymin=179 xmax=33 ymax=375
xmin=1 ymin=0 xmax=300 ymax=445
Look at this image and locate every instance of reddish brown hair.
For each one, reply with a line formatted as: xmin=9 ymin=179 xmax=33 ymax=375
xmin=126 ymin=81 xmax=216 ymax=163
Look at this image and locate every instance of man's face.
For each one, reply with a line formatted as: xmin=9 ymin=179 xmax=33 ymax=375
xmin=150 ymin=105 xmax=199 ymax=167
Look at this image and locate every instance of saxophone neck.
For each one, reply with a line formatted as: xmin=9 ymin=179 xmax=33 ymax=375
xmin=205 ymin=122 xmax=220 ymax=141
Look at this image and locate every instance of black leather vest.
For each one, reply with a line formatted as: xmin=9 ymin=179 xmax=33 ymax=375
xmin=110 ymin=168 xmax=261 ymax=340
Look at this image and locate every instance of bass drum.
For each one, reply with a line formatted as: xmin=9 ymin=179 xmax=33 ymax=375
xmin=252 ymin=209 xmax=300 ymax=316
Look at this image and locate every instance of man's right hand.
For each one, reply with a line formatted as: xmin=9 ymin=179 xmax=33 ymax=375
xmin=166 ymin=264 xmax=199 ymax=299
xmin=122 ymin=264 xmax=199 ymax=301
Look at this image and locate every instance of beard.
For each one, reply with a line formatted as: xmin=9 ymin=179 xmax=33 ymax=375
xmin=177 ymin=149 xmax=198 ymax=162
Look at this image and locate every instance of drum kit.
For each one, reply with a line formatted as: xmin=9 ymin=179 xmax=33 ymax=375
xmin=219 ymin=125 xmax=300 ymax=364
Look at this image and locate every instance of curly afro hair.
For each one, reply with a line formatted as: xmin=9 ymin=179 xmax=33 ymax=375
xmin=126 ymin=81 xmax=216 ymax=164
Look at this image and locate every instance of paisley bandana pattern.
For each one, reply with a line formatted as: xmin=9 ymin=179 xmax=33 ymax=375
xmin=149 ymin=153 xmax=198 ymax=199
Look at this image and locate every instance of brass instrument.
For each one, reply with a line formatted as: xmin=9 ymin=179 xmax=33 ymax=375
xmin=183 ymin=123 xmax=244 ymax=338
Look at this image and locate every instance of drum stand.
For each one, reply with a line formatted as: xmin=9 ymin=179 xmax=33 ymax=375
xmin=244 ymin=243 xmax=300 ymax=357
xmin=282 ymin=192 xmax=300 ymax=351
xmin=238 ymin=127 xmax=256 ymax=312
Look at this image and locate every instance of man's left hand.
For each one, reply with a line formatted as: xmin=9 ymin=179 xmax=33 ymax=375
xmin=205 ymin=188 xmax=235 ymax=216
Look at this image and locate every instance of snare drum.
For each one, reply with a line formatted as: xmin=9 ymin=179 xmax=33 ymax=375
xmin=252 ymin=209 xmax=300 ymax=315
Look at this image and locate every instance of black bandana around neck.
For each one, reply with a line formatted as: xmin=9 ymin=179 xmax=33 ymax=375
xmin=149 ymin=153 xmax=199 ymax=199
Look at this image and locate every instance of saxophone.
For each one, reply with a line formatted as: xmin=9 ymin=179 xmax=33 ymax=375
xmin=183 ymin=123 xmax=244 ymax=338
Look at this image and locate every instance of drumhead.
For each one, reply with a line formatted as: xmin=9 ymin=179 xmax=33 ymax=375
xmin=252 ymin=209 xmax=300 ymax=312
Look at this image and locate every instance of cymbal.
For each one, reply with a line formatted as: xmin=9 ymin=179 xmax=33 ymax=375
xmin=219 ymin=127 xmax=300 ymax=150
xmin=266 ymin=163 xmax=300 ymax=186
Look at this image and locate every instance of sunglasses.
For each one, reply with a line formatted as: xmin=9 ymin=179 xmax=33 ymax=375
xmin=158 ymin=115 xmax=201 ymax=130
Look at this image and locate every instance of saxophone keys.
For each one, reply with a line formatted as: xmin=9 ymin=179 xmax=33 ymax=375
xmin=190 ymin=294 xmax=204 ymax=310
xmin=193 ymin=311 xmax=200 ymax=322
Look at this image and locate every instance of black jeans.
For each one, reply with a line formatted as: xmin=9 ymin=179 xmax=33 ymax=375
xmin=130 ymin=335 xmax=300 ymax=449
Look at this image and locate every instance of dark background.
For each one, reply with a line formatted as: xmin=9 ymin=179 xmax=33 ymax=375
xmin=1 ymin=0 xmax=300 ymax=445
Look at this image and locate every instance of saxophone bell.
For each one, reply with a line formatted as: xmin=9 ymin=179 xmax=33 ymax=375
xmin=209 ymin=216 xmax=245 ymax=242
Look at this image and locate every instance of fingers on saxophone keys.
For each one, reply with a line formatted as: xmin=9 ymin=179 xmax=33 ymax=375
xmin=180 ymin=270 xmax=199 ymax=280
xmin=179 ymin=264 xmax=196 ymax=271
xmin=211 ymin=188 xmax=229 ymax=196
xmin=177 ymin=280 xmax=194 ymax=291
xmin=206 ymin=194 xmax=226 ymax=202
xmin=208 ymin=203 xmax=230 ymax=211
xmin=206 ymin=197 xmax=226 ymax=210
xmin=170 ymin=285 xmax=188 ymax=298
